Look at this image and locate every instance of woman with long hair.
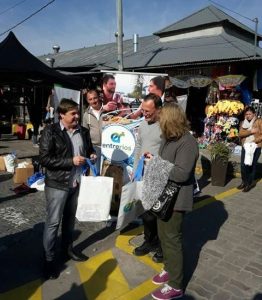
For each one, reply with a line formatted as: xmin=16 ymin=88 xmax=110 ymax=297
xmin=151 ymin=103 xmax=199 ymax=300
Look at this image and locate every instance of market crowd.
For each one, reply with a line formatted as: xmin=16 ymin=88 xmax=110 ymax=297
xmin=38 ymin=74 xmax=261 ymax=300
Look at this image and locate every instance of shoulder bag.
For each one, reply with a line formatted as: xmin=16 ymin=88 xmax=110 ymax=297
xmin=150 ymin=180 xmax=180 ymax=222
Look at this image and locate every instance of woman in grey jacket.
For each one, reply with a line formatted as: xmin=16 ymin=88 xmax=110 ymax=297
xmin=151 ymin=103 xmax=199 ymax=300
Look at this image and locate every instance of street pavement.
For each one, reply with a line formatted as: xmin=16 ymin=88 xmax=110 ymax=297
xmin=0 ymin=136 xmax=262 ymax=300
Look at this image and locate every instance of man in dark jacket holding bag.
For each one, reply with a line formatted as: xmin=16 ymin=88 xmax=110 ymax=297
xmin=39 ymin=98 xmax=96 ymax=280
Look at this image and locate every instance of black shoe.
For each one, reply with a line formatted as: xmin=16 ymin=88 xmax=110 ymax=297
xmin=65 ymin=247 xmax=89 ymax=262
xmin=43 ymin=260 xmax=59 ymax=280
xmin=237 ymin=182 xmax=246 ymax=190
xmin=152 ymin=248 xmax=163 ymax=263
xmin=242 ymin=182 xmax=256 ymax=193
xmin=133 ymin=241 xmax=158 ymax=256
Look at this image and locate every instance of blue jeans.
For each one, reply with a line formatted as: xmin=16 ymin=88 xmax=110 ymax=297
xmin=240 ymin=147 xmax=261 ymax=185
xmin=43 ymin=186 xmax=79 ymax=261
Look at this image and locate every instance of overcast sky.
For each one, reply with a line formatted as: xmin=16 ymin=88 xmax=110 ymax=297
xmin=0 ymin=0 xmax=261 ymax=56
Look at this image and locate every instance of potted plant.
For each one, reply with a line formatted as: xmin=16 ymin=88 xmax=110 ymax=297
xmin=208 ymin=141 xmax=231 ymax=186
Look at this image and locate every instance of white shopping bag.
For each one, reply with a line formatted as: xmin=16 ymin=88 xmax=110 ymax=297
xmin=116 ymin=157 xmax=145 ymax=230
xmin=76 ymin=159 xmax=114 ymax=222
xmin=243 ymin=142 xmax=257 ymax=166
xmin=116 ymin=180 xmax=144 ymax=230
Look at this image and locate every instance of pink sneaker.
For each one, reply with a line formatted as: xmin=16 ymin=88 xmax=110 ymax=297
xmin=152 ymin=270 xmax=169 ymax=285
xmin=151 ymin=284 xmax=183 ymax=300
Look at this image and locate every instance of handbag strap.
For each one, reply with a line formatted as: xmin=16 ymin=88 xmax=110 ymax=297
xmin=82 ymin=158 xmax=98 ymax=176
xmin=133 ymin=156 xmax=145 ymax=182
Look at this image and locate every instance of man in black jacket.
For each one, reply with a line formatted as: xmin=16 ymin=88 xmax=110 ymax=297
xmin=39 ymin=98 xmax=96 ymax=280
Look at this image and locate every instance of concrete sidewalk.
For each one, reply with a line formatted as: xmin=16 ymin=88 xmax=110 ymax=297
xmin=0 ymin=137 xmax=262 ymax=299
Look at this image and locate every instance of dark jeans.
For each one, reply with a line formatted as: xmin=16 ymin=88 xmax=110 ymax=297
xmin=158 ymin=211 xmax=184 ymax=290
xmin=43 ymin=186 xmax=79 ymax=261
xmin=141 ymin=211 xmax=159 ymax=246
xmin=240 ymin=147 xmax=261 ymax=185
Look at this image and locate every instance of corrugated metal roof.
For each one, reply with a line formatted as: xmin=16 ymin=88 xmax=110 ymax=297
xmin=117 ymin=33 xmax=262 ymax=70
xmin=39 ymin=36 xmax=155 ymax=69
xmin=154 ymin=5 xmax=262 ymax=39
xmin=38 ymin=5 xmax=262 ymax=72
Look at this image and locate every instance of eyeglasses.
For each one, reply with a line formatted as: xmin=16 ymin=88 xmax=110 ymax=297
xmin=141 ymin=109 xmax=154 ymax=116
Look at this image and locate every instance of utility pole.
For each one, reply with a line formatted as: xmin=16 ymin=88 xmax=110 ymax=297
xmin=254 ymin=17 xmax=258 ymax=57
xmin=116 ymin=0 xmax=124 ymax=70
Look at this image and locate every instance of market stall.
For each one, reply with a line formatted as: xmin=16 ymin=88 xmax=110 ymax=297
xmin=198 ymin=75 xmax=246 ymax=150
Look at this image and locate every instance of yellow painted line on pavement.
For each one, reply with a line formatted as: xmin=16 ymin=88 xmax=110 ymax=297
xmin=193 ymin=187 xmax=241 ymax=210
xmin=193 ymin=178 xmax=262 ymax=211
xmin=114 ymin=227 xmax=163 ymax=300
xmin=0 ymin=280 xmax=42 ymax=300
xmin=76 ymin=249 xmax=130 ymax=300
xmin=117 ymin=278 xmax=157 ymax=300
xmin=116 ymin=227 xmax=162 ymax=272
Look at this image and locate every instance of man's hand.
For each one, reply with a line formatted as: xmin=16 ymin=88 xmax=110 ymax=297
xmin=73 ymin=156 xmax=86 ymax=166
xmin=103 ymin=101 xmax=117 ymax=112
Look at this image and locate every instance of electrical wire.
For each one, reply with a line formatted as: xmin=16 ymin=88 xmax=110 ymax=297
xmin=0 ymin=0 xmax=29 ymax=16
xmin=209 ymin=0 xmax=256 ymax=22
xmin=0 ymin=0 xmax=55 ymax=37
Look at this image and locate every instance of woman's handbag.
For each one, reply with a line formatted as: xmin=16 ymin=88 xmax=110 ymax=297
xmin=150 ymin=180 xmax=180 ymax=221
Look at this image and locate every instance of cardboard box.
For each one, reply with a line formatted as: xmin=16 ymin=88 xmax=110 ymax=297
xmin=17 ymin=158 xmax=32 ymax=165
xmin=102 ymin=161 xmax=123 ymax=211
xmin=13 ymin=164 xmax=34 ymax=184
xmin=0 ymin=156 xmax=6 ymax=171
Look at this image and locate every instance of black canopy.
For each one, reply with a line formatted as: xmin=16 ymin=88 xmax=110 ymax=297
xmin=0 ymin=32 xmax=82 ymax=89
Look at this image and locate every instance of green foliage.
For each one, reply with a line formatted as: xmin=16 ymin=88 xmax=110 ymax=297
xmin=208 ymin=141 xmax=231 ymax=164
xmin=128 ymin=75 xmax=143 ymax=98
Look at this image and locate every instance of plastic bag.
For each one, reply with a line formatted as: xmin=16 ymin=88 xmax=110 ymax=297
xmin=116 ymin=156 xmax=145 ymax=230
xmin=4 ymin=153 xmax=16 ymax=173
xmin=27 ymin=172 xmax=45 ymax=186
xmin=30 ymin=178 xmax=45 ymax=191
xmin=76 ymin=159 xmax=113 ymax=222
